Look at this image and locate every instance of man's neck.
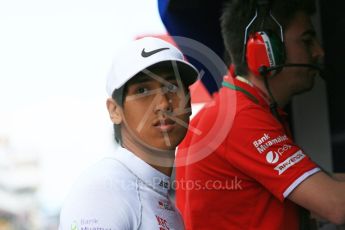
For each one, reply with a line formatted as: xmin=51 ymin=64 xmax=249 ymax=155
xmin=246 ymin=73 xmax=291 ymax=107
xmin=122 ymin=135 xmax=175 ymax=176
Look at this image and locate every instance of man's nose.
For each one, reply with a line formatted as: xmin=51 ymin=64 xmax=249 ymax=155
xmin=154 ymin=90 xmax=172 ymax=113
xmin=313 ymin=40 xmax=325 ymax=60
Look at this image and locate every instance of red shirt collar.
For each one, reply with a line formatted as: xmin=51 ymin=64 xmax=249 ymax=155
xmin=223 ymin=75 xmax=288 ymax=117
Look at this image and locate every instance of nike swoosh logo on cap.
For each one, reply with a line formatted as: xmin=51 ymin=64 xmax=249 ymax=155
xmin=141 ymin=47 xmax=170 ymax=57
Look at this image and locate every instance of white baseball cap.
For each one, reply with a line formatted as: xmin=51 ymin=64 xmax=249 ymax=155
xmin=106 ymin=37 xmax=199 ymax=96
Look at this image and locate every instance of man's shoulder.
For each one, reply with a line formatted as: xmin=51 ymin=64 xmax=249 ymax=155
xmin=60 ymin=157 xmax=140 ymax=211
xmin=72 ymin=157 xmax=138 ymax=194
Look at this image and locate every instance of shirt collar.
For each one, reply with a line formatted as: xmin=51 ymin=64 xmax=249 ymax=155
xmin=223 ymin=75 xmax=287 ymax=117
xmin=112 ymin=147 xmax=170 ymax=196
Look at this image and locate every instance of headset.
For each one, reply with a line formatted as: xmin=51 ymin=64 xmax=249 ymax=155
xmin=246 ymin=30 xmax=285 ymax=77
xmin=243 ymin=0 xmax=323 ymax=78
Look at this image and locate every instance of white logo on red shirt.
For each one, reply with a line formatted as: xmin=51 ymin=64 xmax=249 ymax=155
xmin=252 ymin=134 xmax=288 ymax=153
xmin=253 ymin=133 xmax=270 ymax=149
xmin=274 ymin=150 xmax=305 ymax=175
xmin=266 ymin=151 xmax=279 ymax=164
xmin=265 ymin=144 xmax=292 ymax=164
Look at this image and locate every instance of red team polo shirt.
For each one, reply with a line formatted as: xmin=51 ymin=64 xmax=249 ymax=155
xmin=175 ymin=76 xmax=320 ymax=230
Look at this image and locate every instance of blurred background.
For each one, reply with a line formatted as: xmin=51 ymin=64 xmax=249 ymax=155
xmin=0 ymin=0 xmax=166 ymax=229
xmin=1 ymin=0 xmax=344 ymax=229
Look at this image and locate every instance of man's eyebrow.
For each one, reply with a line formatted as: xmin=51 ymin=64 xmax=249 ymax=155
xmin=164 ymin=75 xmax=178 ymax=81
xmin=301 ymin=29 xmax=317 ymax=37
xmin=128 ymin=75 xmax=152 ymax=84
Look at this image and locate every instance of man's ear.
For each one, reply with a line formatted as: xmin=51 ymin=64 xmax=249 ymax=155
xmin=106 ymin=98 xmax=123 ymax=125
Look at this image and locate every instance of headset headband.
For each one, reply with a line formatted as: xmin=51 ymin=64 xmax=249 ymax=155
xmin=242 ymin=0 xmax=284 ymax=64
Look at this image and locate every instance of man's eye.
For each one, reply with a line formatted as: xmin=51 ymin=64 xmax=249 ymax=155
xmin=136 ymin=87 xmax=149 ymax=94
xmin=166 ymin=84 xmax=178 ymax=93
xmin=302 ymin=37 xmax=314 ymax=46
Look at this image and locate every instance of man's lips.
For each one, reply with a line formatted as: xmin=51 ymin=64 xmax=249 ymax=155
xmin=153 ymin=118 xmax=176 ymax=132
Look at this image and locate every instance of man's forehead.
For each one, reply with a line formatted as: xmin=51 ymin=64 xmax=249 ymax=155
xmin=285 ymin=11 xmax=315 ymax=36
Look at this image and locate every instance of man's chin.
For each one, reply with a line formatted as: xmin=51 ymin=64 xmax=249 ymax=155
xmin=295 ymin=83 xmax=314 ymax=95
xmin=303 ymin=75 xmax=316 ymax=92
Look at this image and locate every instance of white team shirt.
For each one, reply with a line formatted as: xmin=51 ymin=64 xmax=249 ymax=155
xmin=59 ymin=147 xmax=184 ymax=230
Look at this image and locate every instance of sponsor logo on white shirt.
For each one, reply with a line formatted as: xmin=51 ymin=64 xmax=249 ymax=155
xmin=71 ymin=219 xmax=112 ymax=230
xmin=159 ymin=180 xmax=169 ymax=189
xmin=158 ymin=200 xmax=174 ymax=211
xmin=155 ymin=215 xmax=170 ymax=230
xmin=274 ymin=150 xmax=305 ymax=175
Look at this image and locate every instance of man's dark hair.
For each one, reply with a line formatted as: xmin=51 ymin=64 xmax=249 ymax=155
xmin=112 ymin=86 xmax=126 ymax=145
xmin=220 ymin=0 xmax=316 ymax=76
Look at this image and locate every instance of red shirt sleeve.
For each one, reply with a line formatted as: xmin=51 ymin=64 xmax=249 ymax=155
xmin=225 ymin=105 xmax=320 ymax=201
